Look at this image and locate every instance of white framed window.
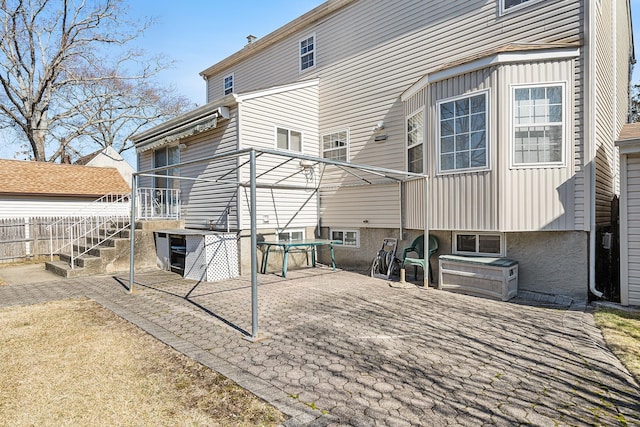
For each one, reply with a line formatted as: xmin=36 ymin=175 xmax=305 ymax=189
xmin=276 ymin=127 xmax=303 ymax=152
xmin=322 ymin=130 xmax=348 ymax=161
xmin=299 ymin=34 xmax=316 ymax=72
xmin=453 ymin=232 xmax=504 ymax=256
xmin=331 ymin=229 xmax=359 ymax=248
xmin=500 ymin=0 xmax=545 ymax=15
xmin=277 ymin=229 xmax=305 ymax=242
xmin=407 ymin=110 xmax=424 ymax=173
xmin=437 ymin=90 xmax=489 ymax=174
xmin=511 ymin=82 xmax=566 ymax=167
xmin=153 ymin=145 xmax=180 ymax=190
xmin=223 ymin=74 xmax=234 ymax=95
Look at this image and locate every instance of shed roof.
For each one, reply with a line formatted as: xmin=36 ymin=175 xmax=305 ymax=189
xmin=0 ymin=159 xmax=130 ymax=197
xmin=616 ymin=123 xmax=640 ymax=155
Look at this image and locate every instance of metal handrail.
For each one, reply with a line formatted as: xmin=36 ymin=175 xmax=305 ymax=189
xmin=47 ymin=193 xmax=131 ymax=268
xmin=136 ymin=188 xmax=181 ymax=220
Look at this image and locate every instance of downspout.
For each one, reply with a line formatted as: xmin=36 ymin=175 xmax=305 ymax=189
xmin=586 ymin=0 xmax=603 ymax=298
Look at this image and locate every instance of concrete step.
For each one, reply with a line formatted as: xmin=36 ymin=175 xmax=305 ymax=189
xmin=59 ymin=253 xmax=103 ymax=272
xmin=45 ymin=260 xmax=91 ymax=278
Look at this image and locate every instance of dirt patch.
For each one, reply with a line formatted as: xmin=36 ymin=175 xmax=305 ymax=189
xmin=0 ymin=299 xmax=285 ymax=426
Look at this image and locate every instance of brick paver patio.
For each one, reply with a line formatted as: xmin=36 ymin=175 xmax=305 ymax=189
xmin=0 ymin=267 xmax=638 ymax=426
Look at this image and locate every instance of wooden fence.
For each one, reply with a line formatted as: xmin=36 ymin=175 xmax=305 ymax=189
xmin=0 ymin=217 xmax=71 ymax=263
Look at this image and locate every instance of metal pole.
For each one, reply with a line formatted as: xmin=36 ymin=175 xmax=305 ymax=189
xmin=129 ymin=175 xmax=137 ymax=294
xmin=423 ymin=177 xmax=430 ymax=288
xmin=250 ymin=149 xmax=259 ymax=339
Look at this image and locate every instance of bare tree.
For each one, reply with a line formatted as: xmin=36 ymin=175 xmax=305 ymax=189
xmin=0 ymin=0 xmax=190 ymax=162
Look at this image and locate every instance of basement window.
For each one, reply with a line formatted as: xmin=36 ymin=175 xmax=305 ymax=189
xmin=453 ymin=232 xmax=504 ymax=256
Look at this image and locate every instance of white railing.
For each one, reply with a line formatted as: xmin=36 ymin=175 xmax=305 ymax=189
xmin=47 ymin=193 xmax=131 ymax=269
xmin=137 ymin=188 xmax=181 ymax=220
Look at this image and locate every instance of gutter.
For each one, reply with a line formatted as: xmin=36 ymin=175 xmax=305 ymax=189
xmin=586 ymin=0 xmax=603 ymax=299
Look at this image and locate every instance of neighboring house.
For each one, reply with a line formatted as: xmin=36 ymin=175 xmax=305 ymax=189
xmin=133 ymin=0 xmax=634 ymax=301
xmin=615 ymin=123 xmax=640 ymax=307
xmin=75 ymin=146 xmax=135 ymax=187
xmin=0 ymin=159 xmax=130 ymax=218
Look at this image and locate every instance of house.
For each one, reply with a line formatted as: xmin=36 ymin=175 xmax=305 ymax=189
xmin=0 ymin=159 xmax=130 ymax=218
xmin=615 ymin=123 xmax=640 ymax=307
xmin=133 ymin=0 xmax=634 ymax=301
xmin=75 ymin=146 xmax=135 ymax=188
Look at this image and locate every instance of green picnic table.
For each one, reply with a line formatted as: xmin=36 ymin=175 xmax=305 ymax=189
xmin=259 ymin=239 xmax=339 ymax=277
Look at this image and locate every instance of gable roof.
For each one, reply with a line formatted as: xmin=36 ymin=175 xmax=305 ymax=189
xmin=0 ymin=159 xmax=130 ymax=197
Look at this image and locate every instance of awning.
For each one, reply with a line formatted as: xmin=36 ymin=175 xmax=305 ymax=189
xmin=136 ymin=114 xmax=219 ymax=153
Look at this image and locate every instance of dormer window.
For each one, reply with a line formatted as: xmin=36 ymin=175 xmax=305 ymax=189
xmin=223 ymin=74 xmax=234 ymax=96
xmin=299 ymin=34 xmax=316 ymax=72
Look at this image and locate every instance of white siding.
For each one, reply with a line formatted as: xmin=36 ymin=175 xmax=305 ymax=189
xmin=622 ymin=155 xmax=640 ymax=306
xmin=0 ymin=196 xmax=130 ymax=218
xmin=238 ymin=84 xmax=320 ymax=231
xmin=201 ymin=0 xmax=582 ymax=231
xmin=594 ymin=0 xmax=617 ymax=225
xmin=179 ymin=109 xmax=240 ymax=230
xmin=321 ymin=184 xmax=400 ymax=229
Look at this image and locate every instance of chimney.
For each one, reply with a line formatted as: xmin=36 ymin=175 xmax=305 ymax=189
xmin=246 ymin=35 xmax=257 ymax=45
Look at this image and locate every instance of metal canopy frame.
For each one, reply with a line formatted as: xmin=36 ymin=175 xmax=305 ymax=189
xmin=128 ymin=147 xmax=429 ymax=340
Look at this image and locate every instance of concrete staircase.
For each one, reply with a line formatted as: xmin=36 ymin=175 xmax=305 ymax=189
xmin=45 ymin=220 xmax=182 ymax=278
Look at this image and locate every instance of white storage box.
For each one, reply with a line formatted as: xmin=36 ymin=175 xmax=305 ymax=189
xmin=439 ymin=255 xmax=518 ymax=301
xmin=155 ymin=230 xmax=238 ymax=282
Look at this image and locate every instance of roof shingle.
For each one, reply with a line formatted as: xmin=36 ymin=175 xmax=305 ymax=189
xmin=0 ymin=159 xmax=130 ymax=197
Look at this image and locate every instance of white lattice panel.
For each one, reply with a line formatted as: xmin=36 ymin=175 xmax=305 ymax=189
xmin=205 ymin=233 xmax=239 ymax=281
xmin=184 ymin=235 xmax=206 ymax=281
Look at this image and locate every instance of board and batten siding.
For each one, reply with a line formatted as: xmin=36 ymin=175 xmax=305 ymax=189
xmin=202 ymin=0 xmax=583 ymax=231
xmin=402 ymin=58 xmax=580 ymax=232
xmin=237 ymin=83 xmax=320 ymax=231
xmin=498 ymin=59 xmax=577 ymax=231
xmin=621 ymin=154 xmax=640 ymax=306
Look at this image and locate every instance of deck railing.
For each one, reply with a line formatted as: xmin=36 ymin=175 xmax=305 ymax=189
xmin=136 ymin=188 xmax=181 ymax=220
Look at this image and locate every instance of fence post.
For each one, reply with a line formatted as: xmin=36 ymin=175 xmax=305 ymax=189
xmin=24 ymin=217 xmax=31 ymax=258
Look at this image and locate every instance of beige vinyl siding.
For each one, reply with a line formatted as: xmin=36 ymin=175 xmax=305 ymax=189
xmin=428 ymin=68 xmax=497 ymax=231
xmin=499 ymin=60 xmax=577 ymax=231
xmin=320 ymin=184 xmax=400 ymax=229
xmin=593 ymin=0 xmax=617 ymax=226
xmin=402 ymin=58 xmax=579 ymax=232
xmin=237 ymin=84 xmax=320 ymax=231
xmin=202 ymin=0 xmax=582 ymax=231
xmin=623 ymin=155 xmax=640 ymax=306
xmin=178 ymin=112 xmax=240 ymax=229
xmin=137 ymin=152 xmax=153 ymax=188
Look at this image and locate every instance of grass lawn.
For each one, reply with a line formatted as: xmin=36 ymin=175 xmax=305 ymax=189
xmin=594 ymin=307 xmax=640 ymax=384
xmin=0 ymin=299 xmax=285 ymax=426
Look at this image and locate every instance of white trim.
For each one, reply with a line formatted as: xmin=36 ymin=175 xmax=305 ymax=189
xmin=330 ymin=228 xmax=360 ymax=248
xmin=453 ymin=231 xmax=505 ymax=257
xmin=299 ymin=32 xmax=317 ymax=73
xmin=236 ymin=79 xmax=319 ymax=102
xmin=401 ymin=48 xmax=580 ymax=102
xmin=436 ymin=89 xmax=490 ymax=175
xmin=321 ymin=129 xmax=349 ymax=162
xmin=274 ymin=126 xmax=304 ymax=154
xmin=509 ymin=81 xmax=568 ymax=169
xmin=406 ymin=108 xmax=425 ymax=174
xmin=499 ymin=0 xmax=546 ymax=16
xmin=223 ymin=73 xmax=234 ymax=95
xmin=620 ymin=154 xmax=629 ymax=306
